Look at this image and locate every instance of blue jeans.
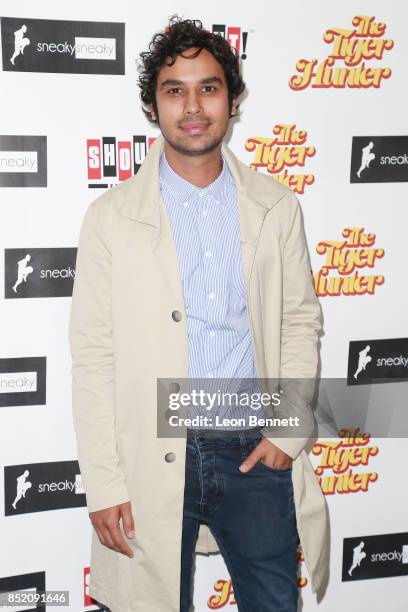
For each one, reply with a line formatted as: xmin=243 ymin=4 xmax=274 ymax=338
xmin=180 ymin=428 xmax=299 ymax=612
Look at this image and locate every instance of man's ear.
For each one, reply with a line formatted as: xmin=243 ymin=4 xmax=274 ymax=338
xmin=231 ymin=98 xmax=238 ymax=116
xmin=146 ymin=103 xmax=157 ymax=121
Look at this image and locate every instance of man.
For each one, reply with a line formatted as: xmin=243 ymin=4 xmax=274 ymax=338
xmin=69 ymin=16 xmax=329 ymax=612
xmin=10 ymin=24 xmax=30 ymax=66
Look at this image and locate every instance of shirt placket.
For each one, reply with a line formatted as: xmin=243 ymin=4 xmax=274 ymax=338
xmin=196 ymin=189 xmax=222 ymax=381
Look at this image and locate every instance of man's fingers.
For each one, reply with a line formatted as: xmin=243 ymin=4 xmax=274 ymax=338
xmin=93 ymin=525 xmax=106 ymax=547
xmin=90 ymin=504 xmax=134 ymax=557
xmin=120 ymin=502 xmax=135 ymax=539
xmin=239 ymin=445 xmax=262 ymax=473
xmin=107 ymin=522 xmax=134 ymax=558
xmin=239 ymin=439 xmax=293 ymax=472
xmin=97 ymin=523 xmax=117 ymax=551
xmin=261 ymin=455 xmax=292 ymax=469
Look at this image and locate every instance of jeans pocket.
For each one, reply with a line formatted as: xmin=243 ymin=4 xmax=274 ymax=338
xmin=255 ymin=459 xmax=293 ymax=474
xmin=245 ymin=435 xmax=293 ymax=473
xmin=239 ymin=435 xmax=260 ymax=461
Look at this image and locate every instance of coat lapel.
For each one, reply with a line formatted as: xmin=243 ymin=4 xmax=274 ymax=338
xmin=151 ymin=197 xmax=187 ymax=308
xmin=117 ymin=134 xmax=280 ymax=308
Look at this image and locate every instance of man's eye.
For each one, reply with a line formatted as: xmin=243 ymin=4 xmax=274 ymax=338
xmin=168 ymin=88 xmax=182 ymax=94
xmin=203 ymin=85 xmax=216 ymax=92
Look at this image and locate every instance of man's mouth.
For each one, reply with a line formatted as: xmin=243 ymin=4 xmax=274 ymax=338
xmin=179 ymin=122 xmax=210 ymax=135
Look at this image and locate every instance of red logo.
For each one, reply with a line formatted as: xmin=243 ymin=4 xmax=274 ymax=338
xmin=212 ymin=25 xmax=249 ymax=59
xmin=86 ymin=135 xmax=156 ymax=187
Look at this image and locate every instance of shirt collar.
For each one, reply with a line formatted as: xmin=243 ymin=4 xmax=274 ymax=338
xmin=159 ymin=149 xmax=230 ymax=206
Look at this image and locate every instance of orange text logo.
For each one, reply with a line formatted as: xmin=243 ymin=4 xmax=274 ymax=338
xmin=245 ymin=123 xmax=316 ymax=194
xmin=207 ymin=548 xmax=307 ymax=607
xmin=313 ymin=226 xmax=385 ymax=297
xmin=312 ymin=427 xmax=379 ymax=495
xmin=289 ymin=15 xmax=393 ymax=90
xmin=208 ymin=580 xmax=236 ymax=608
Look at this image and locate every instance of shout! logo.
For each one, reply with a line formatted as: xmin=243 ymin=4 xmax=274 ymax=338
xmin=164 ymin=23 xmax=250 ymax=59
xmin=87 ymin=135 xmax=156 ymax=188
xmin=313 ymin=226 xmax=385 ymax=297
xmin=84 ymin=566 xmax=109 ymax=609
xmin=289 ymin=15 xmax=393 ymax=90
xmin=84 ymin=567 xmax=93 ymax=607
xmin=245 ymin=123 xmax=316 ymax=194
xmin=212 ymin=25 xmax=249 ymax=59
xmin=312 ymin=427 xmax=379 ymax=495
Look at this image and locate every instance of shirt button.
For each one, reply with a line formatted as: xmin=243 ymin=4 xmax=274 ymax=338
xmin=208 ymin=292 xmax=215 ymax=300
xmin=209 ymin=330 xmax=215 ymax=337
xmin=203 ymin=210 xmax=207 ymax=216
xmin=205 ymin=250 xmax=212 ymax=258
xmin=199 ymin=191 xmax=205 ymax=198
xmin=207 ymin=372 xmax=214 ymax=378
xmin=183 ymin=201 xmax=189 ymax=207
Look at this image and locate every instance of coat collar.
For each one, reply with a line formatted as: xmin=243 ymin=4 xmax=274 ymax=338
xmin=115 ymin=134 xmax=286 ymax=319
xmin=159 ymin=148 xmax=231 ymax=207
xmin=116 ymin=134 xmax=286 ymax=244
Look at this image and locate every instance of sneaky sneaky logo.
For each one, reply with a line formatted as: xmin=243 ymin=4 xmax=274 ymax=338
xmin=4 ymin=248 xmax=77 ymax=298
xmin=4 ymin=460 xmax=86 ymax=515
xmin=348 ymin=338 xmax=408 ymax=385
xmin=343 ymin=532 xmax=408 ymax=581
xmin=351 ymin=136 xmax=408 ymax=183
xmin=0 ymin=135 xmax=47 ymax=187
xmin=1 ymin=17 xmax=125 ymax=74
xmin=0 ymin=357 xmax=46 ymax=407
xmin=0 ymin=573 xmax=46 ymax=611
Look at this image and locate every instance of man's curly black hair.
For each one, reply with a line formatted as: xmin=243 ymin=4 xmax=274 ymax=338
xmin=137 ymin=15 xmax=245 ymax=123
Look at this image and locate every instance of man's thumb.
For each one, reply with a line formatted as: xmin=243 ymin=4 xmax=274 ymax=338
xmin=239 ymin=448 xmax=260 ymax=473
xmin=120 ymin=502 xmax=135 ymax=538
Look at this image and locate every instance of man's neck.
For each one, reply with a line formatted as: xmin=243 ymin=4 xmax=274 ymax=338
xmin=163 ymin=141 xmax=223 ymax=188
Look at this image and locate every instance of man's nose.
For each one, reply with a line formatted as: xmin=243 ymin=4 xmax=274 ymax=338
xmin=184 ymin=90 xmax=202 ymax=115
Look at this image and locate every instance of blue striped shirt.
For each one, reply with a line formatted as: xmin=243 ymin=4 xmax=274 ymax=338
xmin=159 ymin=151 xmax=265 ymax=430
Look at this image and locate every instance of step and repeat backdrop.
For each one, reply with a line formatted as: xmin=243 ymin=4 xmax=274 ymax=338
xmin=1 ymin=1 xmax=407 ymax=611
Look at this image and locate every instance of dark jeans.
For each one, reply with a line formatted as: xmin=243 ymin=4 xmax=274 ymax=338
xmin=180 ymin=428 xmax=299 ymax=612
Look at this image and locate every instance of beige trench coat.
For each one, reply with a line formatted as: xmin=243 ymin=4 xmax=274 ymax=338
xmin=69 ymin=135 xmax=329 ymax=611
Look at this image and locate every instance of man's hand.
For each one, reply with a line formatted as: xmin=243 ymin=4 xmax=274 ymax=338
xmin=239 ymin=438 xmax=293 ymax=472
xmin=89 ymin=501 xmax=135 ymax=558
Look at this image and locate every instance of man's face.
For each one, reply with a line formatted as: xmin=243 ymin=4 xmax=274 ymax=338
xmin=152 ymin=47 xmax=236 ymax=156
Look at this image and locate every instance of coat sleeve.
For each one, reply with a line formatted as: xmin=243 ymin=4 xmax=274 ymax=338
xmin=69 ymin=198 xmax=131 ymax=512
xmin=262 ymin=192 xmax=322 ymax=460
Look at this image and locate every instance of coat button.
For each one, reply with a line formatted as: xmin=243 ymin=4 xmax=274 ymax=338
xmin=171 ymin=310 xmax=182 ymax=322
xmin=169 ymin=381 xmax=180 ymax=393
xmin=164 ymin=452 xmax=176 ymax=463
